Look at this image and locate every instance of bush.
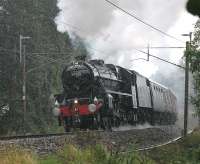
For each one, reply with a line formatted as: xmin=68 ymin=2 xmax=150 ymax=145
xmin=0 ymin=147 xmax=37 ymax=164
xmin=40 ymin=144 xmax=155 ymax=164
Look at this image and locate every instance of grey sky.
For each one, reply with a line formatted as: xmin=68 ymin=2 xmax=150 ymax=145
xmin=55 ymin=0 xmax=199 ymax=127
xmin=56 ymin=0 xmax=197 ymax=77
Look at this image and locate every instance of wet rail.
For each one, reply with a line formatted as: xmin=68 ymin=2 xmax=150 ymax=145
xmin=0 ymin=126 xmax=192 ymax=155
xmin=0 ymin=133 xmax=70 ymax=141
xmin=0 ymin=130 xmax=104 ymax=141
xmin=137 ymin=129 xmax=193 ymax=151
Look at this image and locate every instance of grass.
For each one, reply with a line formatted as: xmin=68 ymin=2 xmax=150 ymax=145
xmin=39 ymin=144 xmax=155 ymax=164
xmin=0 ymin=146 xmax=37 ymax=164
xmin=147 ymin=128 xmax=200 ymax=164
xmin=1 ymin=128 xmax=200 ymax=164
xmin=0 ymin=144 xmax=154 ymax=164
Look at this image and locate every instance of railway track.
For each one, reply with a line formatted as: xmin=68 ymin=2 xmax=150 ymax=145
xmin=0 ymin=126 xmax=174 ymax=141
xmin=0 ymin=129 xmax=104 ymax=141
xmin=138 ymin=129 xmax=193 ymax=151
xmin=0 ymin=133 xmax=70 ymax=141
xmin=0 ymin=124 xmax=176 ymax=141
xmin=0 ymin=126 xmax=191 ymax=155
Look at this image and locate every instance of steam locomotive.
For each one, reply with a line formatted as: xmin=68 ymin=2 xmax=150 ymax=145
xmin=53 ymin=59 xmax=177 ymax=131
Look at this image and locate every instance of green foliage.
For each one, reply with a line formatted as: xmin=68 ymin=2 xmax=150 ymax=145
xmin=189 ymin=19 xmax=200 ymax=120
xmin=40 ymin=144 xmax=155 ymax=164
xmin=0 ymin=0 xmax=89 ymax=135
xmin=0 ymin=144 xmax=158 ymax=164
xmin=0 ymin=146 xmax=37 ymax=164
xmin=39 ymin=155 xmax=62 ymax=164
xmin=148 ymin=129 xmax=200 ymax=164
xmin=186 ymin=0 xmax=200 ymax=17
xmin=2 ymin=130 xmax=200 ymax=164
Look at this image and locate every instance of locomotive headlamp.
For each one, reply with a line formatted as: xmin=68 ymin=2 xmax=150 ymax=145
xmin=55 ymin=100 xmax=59 ymax=107
xmin=74 ymin=99 xmax=78 ymax=104
xmin=53 ymin=107 xmax=60 ymax=116
xmin=88 ymin=104 xmax=96 ymax=113
xmin=74 ymin=107 xmax=78 ymax=112
xmin=94 ymin=97 xmax=98 ymax=103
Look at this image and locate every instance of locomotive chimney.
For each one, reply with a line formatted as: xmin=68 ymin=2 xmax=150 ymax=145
xmin=75 ymin=55 xmax=87 ymax=61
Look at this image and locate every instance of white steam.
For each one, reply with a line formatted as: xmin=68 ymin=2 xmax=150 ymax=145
xmin=56 ymin=0 xmax=196 ymax=77
xmin=56 ymin=0 xmax=198 ymax=128
xmin=56 ymin=0 xmax=116 ymax=36
xmin=113 ymin=123 xmax=152 ymax=131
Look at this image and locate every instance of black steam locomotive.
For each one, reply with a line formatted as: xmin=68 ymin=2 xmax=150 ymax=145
xmin=53 ymin=59 xmax=177 ymax=131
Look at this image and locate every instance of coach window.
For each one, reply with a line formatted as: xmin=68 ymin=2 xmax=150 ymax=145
xmin=146 ymin=79 xmax=150 ymax=86
xmin=168 ymin=94 xmax=171 ymax=105
xmin=169 ymin=95 xmax=172 ymax=105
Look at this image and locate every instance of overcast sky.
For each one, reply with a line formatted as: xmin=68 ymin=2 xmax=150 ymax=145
xmin=55 ymin=0 xmax=199 ymax=127
xmin=55 ymin=0 xmax=198 ymax=78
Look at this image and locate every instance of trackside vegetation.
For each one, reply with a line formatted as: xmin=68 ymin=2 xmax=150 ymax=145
xmin=147 ymin=128 xmax=200 ymax=164
xmin=0 ymin=145 xmax=154 ymax=164
xmin=1 ymin=128 xmax=200 ymax=164
xmin=39 ymin=144 xmax=154 ymax=164
xmin=190 ymin=19 xmax=200 ymax=122
xmin=0 ymin=147 xmax=37 ymax=164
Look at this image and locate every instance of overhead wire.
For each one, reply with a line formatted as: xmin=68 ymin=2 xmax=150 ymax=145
xmin=26 ymin=52 xmax=71 ymax=65
xmin=146 ymin=47 xmax=185 ymax=49
xmin=104 ymin=0 xmax=185 ymax=43
xmin=56 ymin=19 xmax=186 ymax=69
xmin=132 ymin=47 xmax=185 ymax=69
xmin=0 ymin=24 xmax=185 ymax=72
xmin=0 ymin=47 xmax=19 ymax=54
xmin=26 ymin=52 xmax=73 ymax=74
xmin=0 ymin=10 xmax=185 ymax=73
xmin=0 ymin=49 xmax=72 ymax=75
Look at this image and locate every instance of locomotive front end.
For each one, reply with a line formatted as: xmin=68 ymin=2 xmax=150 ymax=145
xmin=62 ymin=62 xmax=93 ymax=97
xmin=53 ymin=61 xmax=103 ymax=131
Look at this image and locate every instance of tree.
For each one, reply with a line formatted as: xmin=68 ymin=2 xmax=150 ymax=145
xmin=0 ymin=0 xmax=89 ymax=135
xmin=190 ymin=19 xmax=200 ymax=122
xmin=186 ymin=0 xmax=200 ymax=17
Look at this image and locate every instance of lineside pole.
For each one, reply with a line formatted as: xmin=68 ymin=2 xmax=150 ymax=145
xmin=184 ymin=41 xmax=190 ymax=137
xmin=23 ymin=45 xmax=26 ymax=135
xmin=19 ymin=35 xmax=30 ymax=135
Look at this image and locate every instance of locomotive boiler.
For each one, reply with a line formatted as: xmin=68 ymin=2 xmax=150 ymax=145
xmin=53 ymin=59 xmax=177 ymax=131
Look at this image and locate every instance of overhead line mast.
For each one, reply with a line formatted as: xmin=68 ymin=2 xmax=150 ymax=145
xmin=132 ymin=48 xmax=185 ymax=69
